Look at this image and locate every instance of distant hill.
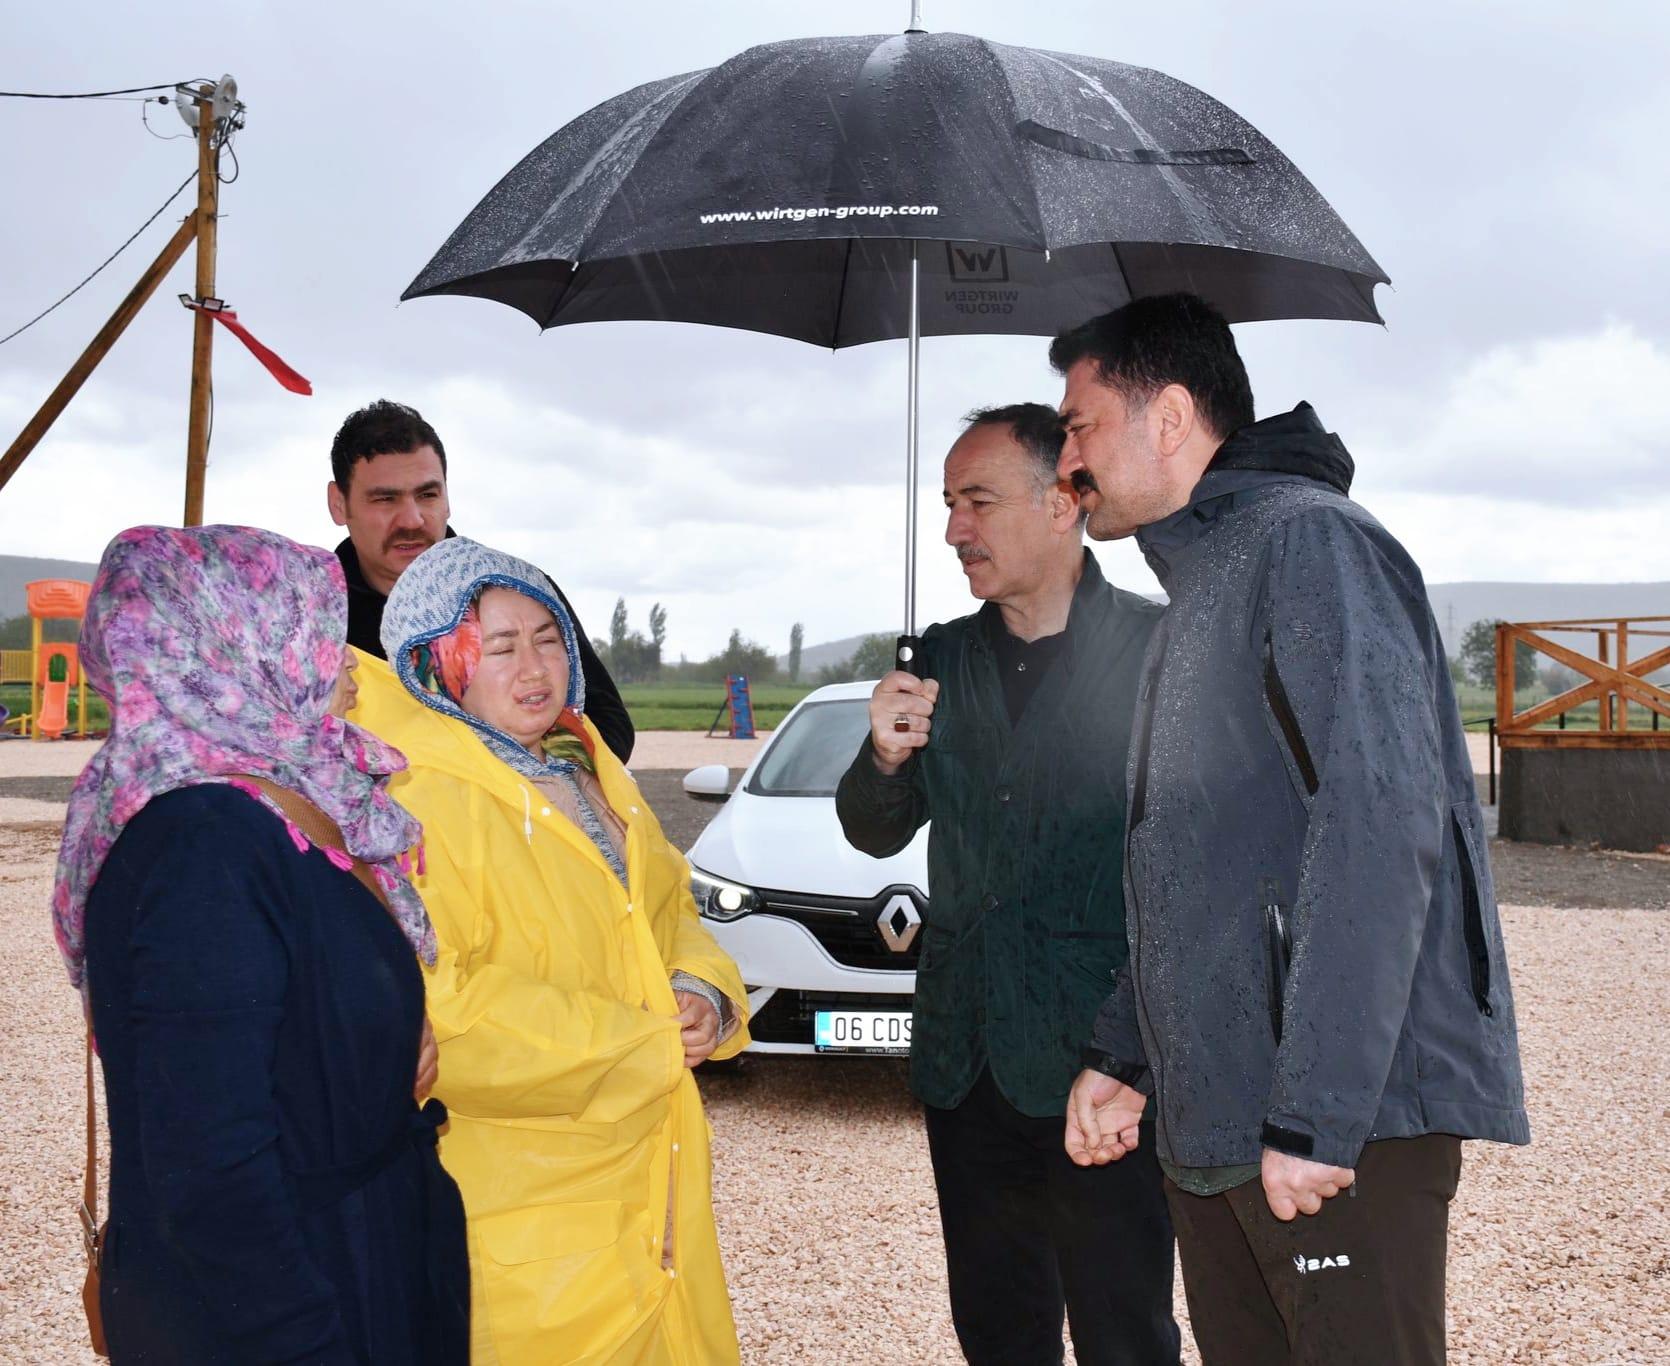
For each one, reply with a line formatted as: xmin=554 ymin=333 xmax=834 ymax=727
xmin=0 ymin=554 xmax=100 ymax=619
xmin=776 ymin=632 xmax=878 ymax=678
xmin=782 ymin=581 xmax=1670 ymax=673
xmin=1425 ymin=582 xmax=1668 ymax=655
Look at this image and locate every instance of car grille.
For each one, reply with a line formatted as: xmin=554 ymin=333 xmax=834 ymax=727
xmin=749 ymin=989 xmax=915 ymax=1046
xmin=755 ymin=884 xmax=926 ymax=971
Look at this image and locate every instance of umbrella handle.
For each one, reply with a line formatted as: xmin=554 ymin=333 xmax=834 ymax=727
xmin=894 ymin=634 xmax=924 ymax=679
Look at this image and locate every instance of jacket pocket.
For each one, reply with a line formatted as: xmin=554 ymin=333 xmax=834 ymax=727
xmin=1049 ymin=932 xmax=1125 ymax=1055
xmin=1450 ymin=803 xmax=1494 ymax=1017
xmin=472 ymin=1199 xmax=634 ymax=1353
xmin=474 ymin=1199 xmax=623 ymax=1265
xmin=1263 ymin=635 xmax=1319 ymax=797
xmin=1261 ymin=877 xmax=1292 ymax=1043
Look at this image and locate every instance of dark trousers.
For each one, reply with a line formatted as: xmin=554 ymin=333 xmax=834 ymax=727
xmin=922 ymin=1068 xmax=1180 ymax=1366
xmin=1165 ymin=1134 xmax=1462 ymax=1366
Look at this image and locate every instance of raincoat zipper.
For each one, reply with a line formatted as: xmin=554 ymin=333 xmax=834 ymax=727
xmin=1451 ymin=811 xmax=1494 ymax=1016
xmin=1261 ymin=877 xmax=1292 ymax=1042
xmin=1263 ymin=634 xmax=1319 ymax=797
xmin=1123 ymin=622 xmax=1170 ymax=1106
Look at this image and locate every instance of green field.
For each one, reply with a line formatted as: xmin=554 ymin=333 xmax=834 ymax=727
xmin=620 ymin=682 xmax=817 ymax=732
xmin=0 ymin=682 xmax=110 ymax=734
xmin=1453 ymin=684 xmax=1665 ymax=733
xmin=4 ymin=679 xmax=1655 ymax=738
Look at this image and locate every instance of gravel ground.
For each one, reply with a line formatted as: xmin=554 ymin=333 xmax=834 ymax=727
xmin=4 ymin=797 xmax=1667 ymax=1362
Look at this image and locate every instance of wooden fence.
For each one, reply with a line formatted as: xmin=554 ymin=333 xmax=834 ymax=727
xmin=1495 ymin=616 xmax=1670 ymax=748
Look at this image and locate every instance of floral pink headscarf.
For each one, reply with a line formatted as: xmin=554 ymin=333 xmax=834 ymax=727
xmin=52 ymin=525 xmax=435 ymax=989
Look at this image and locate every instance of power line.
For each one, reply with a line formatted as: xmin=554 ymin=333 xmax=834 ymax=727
xmin=0 ymin=170 xmax=198 ymax=347
xmin=0 ymin=82 xmax=190 ymax=100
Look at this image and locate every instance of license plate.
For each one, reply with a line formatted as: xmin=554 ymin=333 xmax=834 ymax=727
xmin=814 ymin=1009 xmax=912 ymax=1055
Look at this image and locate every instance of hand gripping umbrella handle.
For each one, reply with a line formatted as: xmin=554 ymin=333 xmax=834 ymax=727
xmin=895 ymin=634 xmax=923 ymax=679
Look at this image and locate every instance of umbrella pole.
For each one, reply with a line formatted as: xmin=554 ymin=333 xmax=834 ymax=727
xmin=895 ymin=238 xmax=924 ymax=678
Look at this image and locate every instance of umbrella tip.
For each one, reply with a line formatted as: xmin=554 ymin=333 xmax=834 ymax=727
xmin=905 ymin=0 xmax=927 ymax=32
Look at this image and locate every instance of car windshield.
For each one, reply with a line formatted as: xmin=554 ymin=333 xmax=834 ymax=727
xmin=748 ymin=698 xmax=873 ymax=797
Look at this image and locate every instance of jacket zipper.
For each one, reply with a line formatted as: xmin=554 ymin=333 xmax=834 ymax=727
xmin=1261 ymin=877 xmax=1291 ymax=1042
xmin=1451 ymin=811 xmax=1494 ymax=1016
xmin=1263 ymin=635 xmax=1320 ymax=797
xmin=1122 ymin=621 xmax=1169 ymax=1099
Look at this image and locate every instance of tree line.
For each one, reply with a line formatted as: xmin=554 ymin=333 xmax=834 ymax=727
xmin=591 ymin=601 xmax=912 ymax=689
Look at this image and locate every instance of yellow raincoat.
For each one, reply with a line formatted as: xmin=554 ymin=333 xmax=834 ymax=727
xmin=351 ymin=651 xmax=748 ymax=1365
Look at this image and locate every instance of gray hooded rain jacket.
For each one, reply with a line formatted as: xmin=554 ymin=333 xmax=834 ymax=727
xmin=1089 ymin=403 xmax=1531 ymax=1173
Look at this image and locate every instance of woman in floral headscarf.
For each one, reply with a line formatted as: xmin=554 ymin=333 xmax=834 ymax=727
xmin=372 ymin=537 xmax=748 ymax=1366
xmin=58 ymin=525 xmax=468 ymax=1366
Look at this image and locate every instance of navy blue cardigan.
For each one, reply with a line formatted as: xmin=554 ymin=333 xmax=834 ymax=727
xmin=84 ymin=784 xmax=468 ymax=1364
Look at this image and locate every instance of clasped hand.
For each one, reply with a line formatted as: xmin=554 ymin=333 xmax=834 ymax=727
xmin=673 ymin=989 xmax=721 ymax=1068
xmin=1063 ymin=1069 xmax=1355 ymax=1219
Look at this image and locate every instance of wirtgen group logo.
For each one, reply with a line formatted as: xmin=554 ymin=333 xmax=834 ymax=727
xmin=946 ymin=243 xmax=1010 ymax=282
xmin=943 ymin=242 xmax=1020 ymax=316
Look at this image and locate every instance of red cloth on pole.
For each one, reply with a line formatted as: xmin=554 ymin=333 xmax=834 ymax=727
xmin=186 ymin=303 xmax=312 ymax=395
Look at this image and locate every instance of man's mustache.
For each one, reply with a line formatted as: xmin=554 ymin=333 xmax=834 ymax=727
xmin=956 ymin=546 xmax=991 ymax=565
xmin=1069 ymin=469 xmax=1099 ymax=496
xmin=383 ymin=529 xmax=438 ymax=552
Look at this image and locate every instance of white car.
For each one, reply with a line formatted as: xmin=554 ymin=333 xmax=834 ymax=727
xmin=683 ymin=680 xmax=928 ymax=1057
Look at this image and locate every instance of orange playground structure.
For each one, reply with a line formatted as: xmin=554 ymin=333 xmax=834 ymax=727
xmin=1 ymin=578 xmax=92 ymax=740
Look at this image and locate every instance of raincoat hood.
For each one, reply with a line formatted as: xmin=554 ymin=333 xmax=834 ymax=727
xmin=380 ymin=537 xmax=587 ymax=777
xmin=1137 ymin=403 xmax=1355 ymax=585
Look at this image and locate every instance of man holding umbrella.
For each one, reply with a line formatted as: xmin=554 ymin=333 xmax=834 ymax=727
xmin=1055 ymin=294 xmax=1529 ymax=1364
xmin=836 ymin=403 xmax=1177 ymax=1366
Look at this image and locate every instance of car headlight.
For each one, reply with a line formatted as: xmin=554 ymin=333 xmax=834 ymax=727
xmin=689 ymin=866 xmax=761 ymax=922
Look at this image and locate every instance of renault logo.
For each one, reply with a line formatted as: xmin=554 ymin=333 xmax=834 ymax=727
xmin=877 ymin=893 xmax=922 ymax=953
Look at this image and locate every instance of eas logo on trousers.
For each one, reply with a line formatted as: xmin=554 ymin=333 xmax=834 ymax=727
xmin=1293 ymin=1254 xmax=1352 ymax=1275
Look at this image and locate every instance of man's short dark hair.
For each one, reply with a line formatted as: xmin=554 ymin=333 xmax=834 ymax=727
xmin=962 ymin=402 xmax=1065 ymax=493
xmin=1048 ymin=294 xmax=1255 ymax=441
xmin=329 ymin=400 xmax=447 ymax=490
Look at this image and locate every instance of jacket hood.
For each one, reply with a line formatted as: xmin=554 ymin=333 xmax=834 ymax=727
xmin=1136 ymin=403 xmax=1355 ymax=584
xmin=380 ymin=538 xmax=587 ymax=774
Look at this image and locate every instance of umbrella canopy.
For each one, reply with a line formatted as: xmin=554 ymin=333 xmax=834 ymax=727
xmin=403 ymin=30 xmax=1387 ymax=343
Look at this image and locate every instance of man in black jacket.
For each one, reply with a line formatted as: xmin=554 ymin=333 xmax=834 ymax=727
xmin=1053 ymin=295 xmax=1528 ymax=1365
xmin=836 ymin=405 xmax=1176 ymax=1366
xmin=324 ymin=399 xmax=634 ymax=762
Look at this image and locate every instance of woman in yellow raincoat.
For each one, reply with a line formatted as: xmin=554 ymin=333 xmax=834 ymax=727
xmin=359 ymin=536 xmax=748 ymax=1366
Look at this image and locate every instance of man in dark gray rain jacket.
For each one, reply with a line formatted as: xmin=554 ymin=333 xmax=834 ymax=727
xmin=1050 ymin=294 xmax=1529 ymax=1366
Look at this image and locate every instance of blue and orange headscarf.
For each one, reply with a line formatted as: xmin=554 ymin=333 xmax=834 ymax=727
xmin=386 ymin=538 xmax=598 ymax=778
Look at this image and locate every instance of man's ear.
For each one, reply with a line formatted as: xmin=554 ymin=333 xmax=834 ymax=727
xmin=1048 ymin=478 xmax=1081 ymax=534
xmin=327 ymin=480 xmax=349 ymax=527
xmin=1153 ymin=383 xmax=1197 ymax=458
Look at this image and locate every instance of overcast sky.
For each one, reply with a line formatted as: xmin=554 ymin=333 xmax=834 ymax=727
xmin=3 ymin=0 xmax=1666 ymax=660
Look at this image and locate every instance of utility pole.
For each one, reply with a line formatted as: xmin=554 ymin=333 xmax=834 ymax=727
xmin=0 ymin=75 xmax=242 ymax=518
xmin=182 ymin=82 xmax=221 ymax=527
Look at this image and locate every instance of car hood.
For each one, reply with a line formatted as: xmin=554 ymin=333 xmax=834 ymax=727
xmin=687 ymin=790 xmax=929 ymax=898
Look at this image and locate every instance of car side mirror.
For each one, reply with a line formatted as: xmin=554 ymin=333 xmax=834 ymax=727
xmin=682 ymin=764 xmax=732 ymax=802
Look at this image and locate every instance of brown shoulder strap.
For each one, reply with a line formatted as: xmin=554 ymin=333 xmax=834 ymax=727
xmin=234 ymin=776 xmax=393 ymax=913
xmin=81 ymin=1028 xmax=100 ymax=1263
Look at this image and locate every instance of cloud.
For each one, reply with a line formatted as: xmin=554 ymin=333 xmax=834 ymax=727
xmin=1352 ymin=322 xmax=1670 ymax=507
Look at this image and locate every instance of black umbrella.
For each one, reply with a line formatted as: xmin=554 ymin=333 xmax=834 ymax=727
xmin=405 ymin=13 xmax=1386 ymax=658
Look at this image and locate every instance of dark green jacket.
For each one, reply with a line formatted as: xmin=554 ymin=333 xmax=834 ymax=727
xmin=835 ymin=552 xmax=1162 ymax=1116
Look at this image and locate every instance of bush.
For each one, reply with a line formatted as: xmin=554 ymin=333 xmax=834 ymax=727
xmin=816 ymin=633 xmax=897 ymax=685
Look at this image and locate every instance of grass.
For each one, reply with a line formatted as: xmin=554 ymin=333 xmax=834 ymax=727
xmin=3 ymin=678 xmax=1655 ymax=738
xmin=0 ymin=680 xmax=815 ymax=736
xmin=620 ymin=682 xmax=817 ymax=732
xmin=1453 ymin=683 xmax=1666 ymax=732
xmin=0 ymin=682 xmax=110 ymax=733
